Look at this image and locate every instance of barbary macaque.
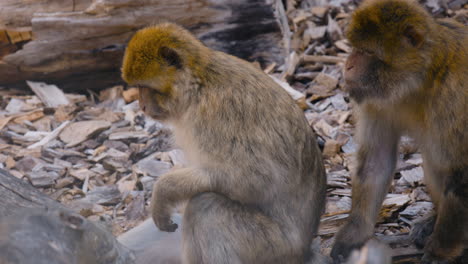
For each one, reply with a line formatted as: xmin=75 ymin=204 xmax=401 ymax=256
xmin=331 ymin=0 xmax=468 ymax=263
xmin=121 ymin=23 xmax=327 ymax=264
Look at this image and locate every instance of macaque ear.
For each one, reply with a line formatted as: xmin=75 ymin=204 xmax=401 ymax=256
xmin=403 ymin=26 xmax=424 ymax=48
xmin=159 ymin=46 xmax=182 ymax=69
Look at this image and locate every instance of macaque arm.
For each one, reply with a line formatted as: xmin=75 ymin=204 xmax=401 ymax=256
xmin=350 ymin=115 xmax=399 ymax=230
xmin=151 ymin=168 xmax=211 ymax=232
xmin=332 ymin=113 xmax=399 ymax=260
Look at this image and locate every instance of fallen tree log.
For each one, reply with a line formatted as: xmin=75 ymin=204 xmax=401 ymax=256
xmin=0 ymin=0 xmax=284 ymax=92
xmin=0 ymin=169 xmax=134 ymax=264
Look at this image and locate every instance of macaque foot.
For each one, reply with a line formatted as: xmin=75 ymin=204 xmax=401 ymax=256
xmin=331 ymin=221 xmax=372 ymax=263
xmin=153 ymin=207 xmax=178 ymax=232
xmin=421 ymin=255 xmax=450 ymax=264
xmin=420 ymin=236 xmax=464 ymax=264
xmin=410 ymin=214 xmax=436 ymax=249
xmin=154 ymin=216 xmax=178 ymax=232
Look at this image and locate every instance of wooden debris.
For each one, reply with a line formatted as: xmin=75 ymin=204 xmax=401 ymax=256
xmin=135 ymin=157 xmax=172 ymax=178
xmin=270 ymin=75 xmax=308 ymax=109
xmin=122 ymin=87 xmax=139 ymax=103
xmin=282 ymin=51 xmax=301 ymax=79
xmin=400 ymin=202 xmax=434 ymax=219
xmin=109 ymin=130 xmax=148 ymax=140
xmin=5 ymin=98 xmax=25 ymax=113
xmin=26 ymin=81 xmax=70 ymax=107
xmin=59 ymin=120 xmax=111 ymax=147
xmin=305 ymin=24 xmax=327 ymax=40
xmin=302 ymin=55 xmax=345 ymax=64
xmin=0 ymin=1 xmax=464 ymax=262
xmin=399 ymin=167 xmax=424 ymax=186
xmin=323 ymin=139 xmax=342 ymax=157
xmin=335 ymin=39 xmax=352 ymax=53
xmin=327 ymin=14 xmax=343 ymax=42
xmin=27 ymin=120 xmax=70 ymax=149
xmin=311 ymin=7 xmax=328 ymax=18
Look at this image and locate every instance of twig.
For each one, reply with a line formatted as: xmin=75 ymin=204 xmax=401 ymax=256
xmin=27 ymin=120 xmax=70 ymax=149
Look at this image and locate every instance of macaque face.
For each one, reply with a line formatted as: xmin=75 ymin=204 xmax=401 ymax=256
xmin=122 ymin=28 xmax=185 ymax=121
xmin=137 ymin=84 xmax=171 ymax=120
xmin=344 ymin=49 xmax=385 ymax=103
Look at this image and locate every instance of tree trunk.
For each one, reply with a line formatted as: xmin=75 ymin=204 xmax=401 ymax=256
xmin=0 ymin=0 xmax=283 ymax=92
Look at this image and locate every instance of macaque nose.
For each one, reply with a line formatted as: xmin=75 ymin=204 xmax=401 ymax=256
xmin=346 ymin=65 xmax=354 ymax=71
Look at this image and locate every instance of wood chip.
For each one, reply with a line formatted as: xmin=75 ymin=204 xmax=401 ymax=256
xmin=14 ymin=110 xmax=44 ymax=123
xmin=399 ymin=167 xmax=424 ymax=186
xmin=335 ymin=39 xmax=352 ymax=53
xmin=302 ymin=55 xmax=345 ymax=64
xmin=382 ymin=194 xmax=411 ymax=207
xmin=135 ymin=158 xmax=172 ymax=178
xmin=270 ymin=75 xmax=307 ymax=109
xmin=327 ymin=14 xmax=343 ymax=42
xmin=59 ymin=120 xmax=111 ymax=147
xmin=81 ymin=185 xmax=121 ymax=206
xmin=70 ymin=168 xmax=96 ymax=181
xmin=311 ymin=6 xmax=328 ymax=18
xmin=314 ymin=72 xmax=339 ymax=91
xmin=323 ymin=139 xmax=342 ymax=157
xmin=400 ymin=202 xmax=434 ymax=219
xmin=313 ymin=119 xmax=334 ymax=138
xmin=305 ymin=25 xmax=327 ymax=39
xmin=26 ymin=81 xmax=70 ymax=108
xmin=108 ymin=131 xmax=148 ymax=140
xmin=5 ymin=98 xmax=25 ymax=113
xmin=122 ymin=88 xmax=139 ymax=103
xmin=26 ymin=170 xmax=60 ymax=187
xmin=282 ymin=51 xmax=300 ymax=79
xmin=330 ymin=93 xmax=348 ymax=110
xmin=27 ymin=121 xmax=70 ymax=149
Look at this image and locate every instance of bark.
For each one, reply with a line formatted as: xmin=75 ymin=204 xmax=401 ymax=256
xmin=0 ymin=0 xmax=283 ymax=92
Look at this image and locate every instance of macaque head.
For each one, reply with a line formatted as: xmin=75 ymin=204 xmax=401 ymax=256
xmin=121 ymin=23 xmax=208 ymax=120
xmin=344 ymin=0 xmax=432 ymax=103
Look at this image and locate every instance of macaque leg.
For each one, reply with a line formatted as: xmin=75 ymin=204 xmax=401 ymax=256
xmin=422 ymin=169 xmax=468 ymax=263
xmin=331 ymin=118 xmax=399 ymax=262
xmin=182 ymin=192 xmax=303 ymax=264
xmin=410 ymin=162 xmax=440 ymax=249
xmin=151 ymin=168 xmax=211 ymax=232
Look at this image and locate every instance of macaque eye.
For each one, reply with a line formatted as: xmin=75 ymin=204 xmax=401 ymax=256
xmin=136 ymin=84 xmax=166 ymax=96
xmin=354 ymin=48 xmax=374 ymax=57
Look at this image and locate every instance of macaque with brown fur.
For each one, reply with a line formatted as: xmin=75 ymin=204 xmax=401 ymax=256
xmin=121 ymin=23 xmax=326 ymax=264
xmin=331 ymin=0 xmax=468 ymax=263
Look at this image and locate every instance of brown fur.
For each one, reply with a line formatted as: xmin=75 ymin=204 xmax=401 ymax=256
xmin=122 ymin=23 xmax=327 ymax=264
xmin=331 ymin=0 xmax=468 ymax=263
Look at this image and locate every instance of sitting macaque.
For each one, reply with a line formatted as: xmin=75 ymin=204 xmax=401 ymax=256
xmin=331 ymin=0 xmax=468 ymax=263
xmin=121 ymin=23 xmax=327 ymax=264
